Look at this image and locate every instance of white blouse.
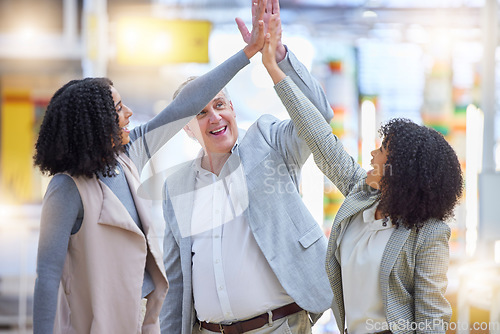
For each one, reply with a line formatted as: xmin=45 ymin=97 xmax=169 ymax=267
xmin=338 ymin=201 xmax=395 ymax=334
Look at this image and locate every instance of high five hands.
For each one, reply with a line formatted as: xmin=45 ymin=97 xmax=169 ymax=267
xmin=237 ymin=0 xmax=287 ymax=62
xmin=242 ymin=0 xmax=266 ymax=59
xmin=262 ymin=12 xmax=286 ymax=84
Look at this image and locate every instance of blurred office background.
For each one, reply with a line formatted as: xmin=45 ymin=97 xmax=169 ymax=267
xmin=1 ymin=0 xmax=500 ymax=333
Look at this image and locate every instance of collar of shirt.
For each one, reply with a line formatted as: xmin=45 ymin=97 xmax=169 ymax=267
xmin=362 ymin=201 xmax=394 ymax=231
xmin=192 ymin=141 xmax=239 ymax=176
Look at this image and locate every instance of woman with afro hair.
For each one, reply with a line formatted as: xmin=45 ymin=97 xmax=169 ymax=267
xmin=261 ymin=20 xmax=463 ymax=334
xmin=32 ymin=4 xmax=267 ymax=332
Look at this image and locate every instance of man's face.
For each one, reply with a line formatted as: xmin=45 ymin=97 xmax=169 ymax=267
xmin=184 ymin=91 xmax=238 ymax=154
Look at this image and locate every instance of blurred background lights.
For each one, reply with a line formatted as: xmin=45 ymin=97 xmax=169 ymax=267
xmin=121 ymin=25 xmax=141 ymax=49
xmin=495 ymin=240 xmax=500 ymax=264
xmin=153 ymin=32 xmax=172 ymax=54
xmin=116 ymin=17 xmax=210 ymax=65
xmin=465 ymin=104 xmax=483 ymax=257
xmin=362 ymin=10 xmax=378 ymax=19
xmin=251 ymin=56 xmax=271 ymax=89
xmin=18 ymin=25 xmax=37 ymax=41
xmin=286 ymin=36 xmax=315 ymax=71
xmin=361 ymin=99 xmax=377 ymax=171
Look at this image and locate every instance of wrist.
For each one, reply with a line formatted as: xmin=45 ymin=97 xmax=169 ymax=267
xmin=243 ymin=45 xmax=260 ymax=59
xmin=275 ymin=44 xmax=287 ymax=63
xmin=265 ymin=64 xmax=286 ymax=84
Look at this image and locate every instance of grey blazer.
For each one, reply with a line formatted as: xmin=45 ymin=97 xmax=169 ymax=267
xmin=274 ymin=77 xmax=452 ymax=334
xmin=160 ymin=50 xmax=334 ymax=334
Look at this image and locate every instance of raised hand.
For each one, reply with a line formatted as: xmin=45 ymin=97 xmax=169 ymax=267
xmin=263 ymin=0 xmax=286 ymax=61
xmin=237 ymin=0 xmax=286 ymax=62
xmin=241 ymin=0 xmax=266 ymax=59
xmin=262 ymin=14 xmax=286 ymax=84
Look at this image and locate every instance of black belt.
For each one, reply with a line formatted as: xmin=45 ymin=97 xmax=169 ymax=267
xmin=200 ymin=302 xmax=303 ymax=334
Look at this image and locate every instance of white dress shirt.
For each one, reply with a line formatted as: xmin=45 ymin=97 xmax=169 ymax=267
xmin=191 ymin=146 xmax=294 ymax=323
xmin=338 ymin=201 xmax=395 ymax=334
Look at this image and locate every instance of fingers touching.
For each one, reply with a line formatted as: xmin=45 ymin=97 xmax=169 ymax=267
xmin=238 ymin=0 xmax=286 ymax=62
xmin=242 ymin=0 xmax=266 ymax=58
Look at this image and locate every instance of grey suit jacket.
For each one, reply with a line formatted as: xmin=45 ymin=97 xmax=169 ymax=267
xmin=160 ymin=50 xmax=334 ymax=334
xmin=274 ymin=77 xmax=452 ymax=334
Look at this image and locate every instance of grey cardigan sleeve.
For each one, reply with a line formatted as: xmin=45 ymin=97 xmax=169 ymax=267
xmin=33 ymin=174 xmax=83 ymax=334
xmin=127 ymin=50 xmax=250 ymax=174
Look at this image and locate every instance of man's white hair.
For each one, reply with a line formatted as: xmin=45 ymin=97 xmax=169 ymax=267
xmin=173 ymin=76 xmax=231 ymax=102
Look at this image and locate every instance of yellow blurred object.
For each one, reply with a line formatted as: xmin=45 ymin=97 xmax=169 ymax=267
xmin=116 ymin=17 xmax=211 ymax=65
xmin=85 ymin=14 xmax=99 ymax=60
xmin=1 ymin=89 xmax=34 ymax=202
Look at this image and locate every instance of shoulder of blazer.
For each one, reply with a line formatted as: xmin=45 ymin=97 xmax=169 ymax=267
xmin=413 ymin=219 xmax=451 ymax=248
xmin=240 ymin=114 xmax=282 ymax=143
xmin=164 ymin=160 xmax=198 ymax=194
xmin=237 ymin=115 xmax=285 ymax=170
xmin=414 ymin=219 xmax=450 ymax=237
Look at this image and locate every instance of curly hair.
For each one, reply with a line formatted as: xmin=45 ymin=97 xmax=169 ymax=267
xmin=377 ymin=118 xmax=463 ymax=229
xmin=33 ymin=77 xmax=123 ymax=178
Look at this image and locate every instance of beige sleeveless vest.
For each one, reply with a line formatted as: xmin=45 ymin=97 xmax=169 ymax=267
xmin=53 ymin=153 xmax=168 ymax=334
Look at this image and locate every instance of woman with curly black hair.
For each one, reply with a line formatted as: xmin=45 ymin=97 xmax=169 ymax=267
xmin=262 ymin=20 xmax=463 ymax=334
xmin=373 ymin=118 xmax=463 ymax=230
xmin=32 ymin=5 xmax=266 ymax=332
